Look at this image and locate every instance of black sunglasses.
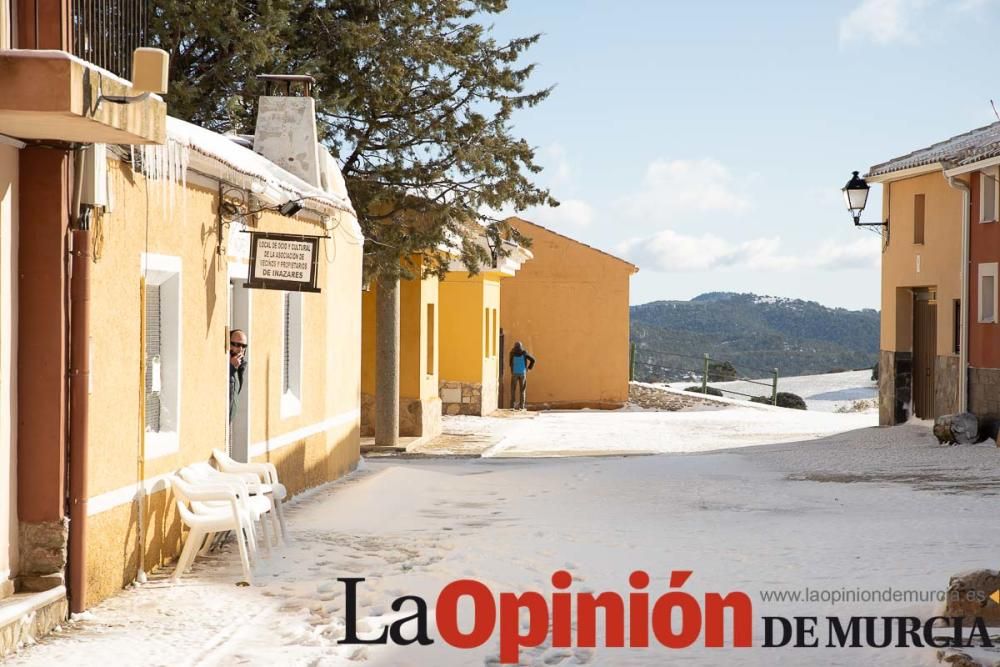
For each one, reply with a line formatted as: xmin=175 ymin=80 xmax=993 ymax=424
xmin=230 ymin=341 xmax=248 ymax=349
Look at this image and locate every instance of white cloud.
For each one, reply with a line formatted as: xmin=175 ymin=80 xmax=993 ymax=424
xmin=839 ymin=0 xmax=992 ymax=45
xmin=623 ymin=158 xmax=752 ymax=220
xmin=617 ymin=230 xmax=880 ymax=273
xmin=523 ymin=198 xmax=595 ymax=228
xmin=542 ymin=143 xmax=574 ymax=189
xmin=839 ymin=0 xmax=918 ymax=45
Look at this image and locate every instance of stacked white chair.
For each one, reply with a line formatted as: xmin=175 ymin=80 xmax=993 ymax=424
xmin=212 ymin=449 xmax=289 ymax=544
xmin=169 ymin=475 xmax=255 ymax=584
xmin=178 ymin=463 xmax=275 ymax=557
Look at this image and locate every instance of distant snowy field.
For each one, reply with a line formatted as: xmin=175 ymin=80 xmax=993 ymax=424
xmin=669 ymin=369 xmax=878 ymax=413
xmin=484 ymin=401 xmax=875 ymax=457
xmin=478 ymin=373 xmax=877 ymax=458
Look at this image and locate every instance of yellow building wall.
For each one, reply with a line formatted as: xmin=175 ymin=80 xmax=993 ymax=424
xmin=437 ymin=273 xmax=501 ymax=415
xmin=360 ymin=259 xmax=440 ymax=402
xmin=359 ymin=256 xmax=442 ymax=436
xmin=500 ymin=219 xmax=635 ymax=408
xmin=83 ymin=159 xmax=361 ymax=607
xmin=361 ymin=288 xmax=376 ymax=395
xmin=482 ymin=278 xmax=500 ymax=390
xmin=400 ymin=265 xmax=439 ymax=401
xmin=439 ymin=274 xmax=486 ymax=383
xmin=878 ymin=171 xmax=964 ymax=355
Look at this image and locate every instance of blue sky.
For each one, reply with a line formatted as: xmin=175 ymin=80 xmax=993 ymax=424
xmin=489 ymin=0 xmax=1000 ymax=310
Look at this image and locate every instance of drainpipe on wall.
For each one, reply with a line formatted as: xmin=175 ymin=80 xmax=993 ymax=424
xmin=946 ymin=169 xmax=970 ymax=413
xmin=67 ymin=145 xmax=92 ymax=613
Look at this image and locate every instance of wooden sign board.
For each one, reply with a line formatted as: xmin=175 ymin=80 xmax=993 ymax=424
xmin=245 ymin=232 xmax=321 ymax=293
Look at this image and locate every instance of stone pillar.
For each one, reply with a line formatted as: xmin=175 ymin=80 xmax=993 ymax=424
xmin=375 ymin=278 xmax=399 ymax=446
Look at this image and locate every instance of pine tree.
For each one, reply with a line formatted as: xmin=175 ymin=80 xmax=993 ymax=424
xmin=289 ymin=0 xmax=556 ymax=279
xmin=149 ymin=0 xmax=557 ymax=280
xmin=149 ymin=0 xmax=291 ymax=132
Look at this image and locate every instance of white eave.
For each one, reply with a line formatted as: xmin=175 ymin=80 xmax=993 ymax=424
xmin=944 ymin=155 xmax=1000 ymax=177
xmin=166 ymin=117 xmax=363 ymax=242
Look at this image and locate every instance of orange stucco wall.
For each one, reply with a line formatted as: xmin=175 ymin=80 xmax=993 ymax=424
xmin=879 ymin=172 xmax=964 ymax=356
xmin=500 ymin=218 xmax=635 ymax=408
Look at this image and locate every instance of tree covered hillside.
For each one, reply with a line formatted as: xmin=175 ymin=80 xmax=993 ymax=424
xmin=630 ymin=292 xmax=880 ymax=382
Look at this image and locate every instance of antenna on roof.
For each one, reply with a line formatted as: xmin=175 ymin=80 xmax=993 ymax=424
xmin=992 ymin=99 xmax=1000 ymax=122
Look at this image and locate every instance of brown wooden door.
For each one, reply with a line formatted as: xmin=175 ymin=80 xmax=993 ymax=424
xmin=913 ymin=299 xmax=937 ymax=418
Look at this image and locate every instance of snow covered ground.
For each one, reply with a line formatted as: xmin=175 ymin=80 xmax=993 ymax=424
xmin=670 ymin=369 xmax=878 ymax=413
xmin=10 ymin=425 xmax=1000 ymax=666
xmin=481 ymin=382 xmax=875 ymax=457
xmin=484 ymin=407 xmax=875 ymax=457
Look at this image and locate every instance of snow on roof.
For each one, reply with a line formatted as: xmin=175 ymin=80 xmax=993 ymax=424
xmin=867 ymin=121 xmax=1000 ymax=178
xmin=166 ymin=116 xmax=362 ymax=241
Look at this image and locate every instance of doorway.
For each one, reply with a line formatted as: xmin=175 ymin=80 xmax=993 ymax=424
xmin=912 ymin=291 xmax=937 ymax=419
xmin=229 ymin=277 xmax=251 ymax=462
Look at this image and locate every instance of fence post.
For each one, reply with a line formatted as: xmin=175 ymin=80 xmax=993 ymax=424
xmin=702 ymin=354 xmax=710 ymax=394
xmin=772 ymin=368 xmax=779 ymax=405
xmin=629 ymin=343 xmax=636 ymax=381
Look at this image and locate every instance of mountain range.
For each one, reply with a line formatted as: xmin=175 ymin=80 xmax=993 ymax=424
xmin=630 ymin=292 xmax=880 ymax=382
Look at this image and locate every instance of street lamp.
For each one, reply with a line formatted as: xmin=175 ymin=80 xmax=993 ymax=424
xmin=842 ymin=170 xmax=888 ymax=230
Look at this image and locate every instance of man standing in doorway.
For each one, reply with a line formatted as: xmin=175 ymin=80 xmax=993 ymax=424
xmin=229 ymin=329 xmax=248 ymax=422
xmin=508 ymin=341 xmax=536 ymax=410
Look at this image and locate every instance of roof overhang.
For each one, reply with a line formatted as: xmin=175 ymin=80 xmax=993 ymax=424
xmin=943 ymin=155 xmax=1000 ymax=177
xmin=446 ymin=236 xmax=533 ymax=277
xmin=865 ymin=162 xmax=944 ymax=184
xmin=0 ymin=50 xmax=165 ymax=144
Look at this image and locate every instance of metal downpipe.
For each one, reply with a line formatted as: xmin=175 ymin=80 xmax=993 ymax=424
xmin=68 ymin=146 xmax=91 ymax=613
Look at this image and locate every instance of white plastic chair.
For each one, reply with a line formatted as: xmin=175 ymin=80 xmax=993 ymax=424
xmin=178 ymin=463 xmax=273 ymax=556
xmin=169 ymin=475 xmax=254 ymax=584
xmin=212 ymin=449 xmax=288 ymax=544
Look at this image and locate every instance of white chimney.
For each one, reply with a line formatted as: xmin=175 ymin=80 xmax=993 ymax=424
xmin=253 ymin=75 xmax=322 ymax=188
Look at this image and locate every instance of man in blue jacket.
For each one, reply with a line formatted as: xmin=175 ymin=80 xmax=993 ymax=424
xmin=508 ymin=341 xmax=536 ymax=410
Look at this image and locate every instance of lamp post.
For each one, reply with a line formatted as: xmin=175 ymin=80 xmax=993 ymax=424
xmin=842 ymin=170 xmax=889 ymax=230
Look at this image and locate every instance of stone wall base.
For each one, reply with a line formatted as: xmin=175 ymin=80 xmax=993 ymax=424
xmin=969 ymin=367 xmax=1000 ymax=421
xmin=401 ymin=396 xmax=442 ymax=437
xmin=17 ymin=519 xmax=67 ymax=589
xmin=934 ymin=355 xmax=960 ymax=418
xmin=441 ymin=381 xmax=486 ymax=416
xmin=360 ymin=393 xmax=442 ymax=438
xmin=879 ymin=350 xmax=912 ymax=426
xmin=0 ymin=587 xmax=68 ymax=658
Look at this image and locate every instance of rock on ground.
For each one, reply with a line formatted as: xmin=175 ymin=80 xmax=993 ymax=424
xmin=627 ymin=382 xmax=731 ymax=411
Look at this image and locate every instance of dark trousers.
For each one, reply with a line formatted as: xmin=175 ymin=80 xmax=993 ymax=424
xmin=511 ymin=373 xmax=527 ymax=409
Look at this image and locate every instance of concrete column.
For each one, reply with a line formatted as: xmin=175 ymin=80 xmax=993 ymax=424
xmin=374 ymin=278 xmax=399 ymax=446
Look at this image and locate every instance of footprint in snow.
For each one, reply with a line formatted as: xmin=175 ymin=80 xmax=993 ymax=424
xmin=542 ymin=648 xmax=573 ymax=665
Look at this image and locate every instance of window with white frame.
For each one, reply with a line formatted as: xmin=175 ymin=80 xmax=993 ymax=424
xmin=981 ymin=168 xmax=999 ymax=223
xmin=142 ymin=254 xmax=182 ymax=458
xmin=979 ymin=263 xmax=998 ymax=324
xmin=281 ymin=291 xmax=303 ymax=417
